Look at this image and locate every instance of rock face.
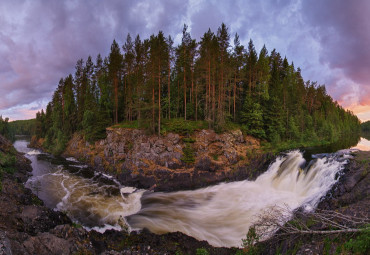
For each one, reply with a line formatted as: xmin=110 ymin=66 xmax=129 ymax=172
xmin=63 ymin=128 xmax=268 ymax=191
xmin=317 ymin=151 xmax=370 ymax=216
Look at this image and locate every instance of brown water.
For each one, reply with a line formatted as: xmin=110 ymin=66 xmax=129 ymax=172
xmin=14 ymin=139 xmax=143 ymax=232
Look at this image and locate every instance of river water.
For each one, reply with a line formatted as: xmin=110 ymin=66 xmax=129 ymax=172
xmin=13 ymin=136 xmax=370 ymax=247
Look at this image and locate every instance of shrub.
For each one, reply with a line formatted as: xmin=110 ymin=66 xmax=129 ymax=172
xmin=162 ymin=118 xmax=208 ymax=135
xmin=343 ymin=226 xmax=370 ymax=254
xmin=241 ymin=227 xmax=260 ymax=255
xmin=0 ymin=152 xmax=16 ymax=174
xmin=196 ymin=248 xmax=209 ymax=255
xmin=181 ymin=143 xmax=195 ymax=164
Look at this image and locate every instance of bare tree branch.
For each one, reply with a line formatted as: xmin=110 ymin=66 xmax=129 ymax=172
xmin=249 ymin=205 xmax=370 ymax=242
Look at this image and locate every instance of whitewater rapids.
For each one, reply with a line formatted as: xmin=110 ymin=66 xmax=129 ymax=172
xmin=18 ymin=136 xmax=349 ymax=248
xmin=126 ymin=150 xmax=348 ymax=247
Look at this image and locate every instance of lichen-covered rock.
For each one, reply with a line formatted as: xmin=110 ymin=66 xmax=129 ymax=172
xmin=62 ymin=128 xmax=263 ymax=191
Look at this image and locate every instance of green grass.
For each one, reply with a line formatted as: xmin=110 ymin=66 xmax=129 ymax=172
xmin=162 ymin=118 xmax=208 ymax=135
xmin=112 ymin=118 xmax=209 ymax=135
xmin=112 ymin=119 xmax=243 ymax=137
xmin=112 ymin=120 xmax=145 ymax=129
xmin=221 ymin=121 xmax=242 ymax=132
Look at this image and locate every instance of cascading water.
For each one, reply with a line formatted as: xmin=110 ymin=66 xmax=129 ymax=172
xmin=14 ymin=138 xmax=354 ymax=248
xmin=126 ymin=150 xmax=349 ymax=247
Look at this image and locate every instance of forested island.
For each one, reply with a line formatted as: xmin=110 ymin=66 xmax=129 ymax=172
xmin=28 ymin=24 xmax=360 ymax=155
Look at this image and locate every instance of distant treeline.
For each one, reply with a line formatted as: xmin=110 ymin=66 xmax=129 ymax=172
xmin=361 ymin=120 xmax=370 ymax=132
xmin=0 ymin=116 xmax=12 ymax=141
xmin=0 ymin=117 xmax=36 ymax=141
xmin=361 ymin=120 xmax=370 ymax=140
xmin=33 ymin=23 xmax=360 ymax=154
xmin=9 ymin=119 xmax=36 ymax=136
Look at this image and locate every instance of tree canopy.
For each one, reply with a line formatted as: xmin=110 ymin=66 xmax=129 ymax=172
xmin=32 ymin=23 xmax=360 ymax=154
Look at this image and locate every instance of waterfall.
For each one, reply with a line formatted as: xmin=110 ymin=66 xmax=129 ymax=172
xmin=126 ymin=150 xmax=348 ymax=247
xmin=15 ymin=137 xmax=350 ymax=248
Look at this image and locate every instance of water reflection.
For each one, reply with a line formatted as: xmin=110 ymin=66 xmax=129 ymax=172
xmin=302 ymin=133 xmax=361 ymax=160
xmin=351 ymin=137 xmax=370 ymax=151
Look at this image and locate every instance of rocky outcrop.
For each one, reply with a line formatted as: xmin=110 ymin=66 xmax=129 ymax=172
xmin=1 ymin=134 xmax=236 ymax=254
xmin=28 ymin=136 xmax=44 ymax=151
xmin=63 ymin=128 xmax=269 ymax=191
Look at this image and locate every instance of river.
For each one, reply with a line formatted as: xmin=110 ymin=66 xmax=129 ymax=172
xmin=13 ymin=136 xmax=370 ymax=248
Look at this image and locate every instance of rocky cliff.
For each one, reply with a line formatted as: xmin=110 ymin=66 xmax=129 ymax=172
xmin=61 ymin=128 xmax=272 ymax=191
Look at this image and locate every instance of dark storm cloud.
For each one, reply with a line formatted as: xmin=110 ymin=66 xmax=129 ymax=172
xmin=0 ymin=0 xmax=189 ymax=119
xmin=302 ymin=0 xmax=370 ymax=105
xmin=1 ymin=0 xmax=369 ymax=120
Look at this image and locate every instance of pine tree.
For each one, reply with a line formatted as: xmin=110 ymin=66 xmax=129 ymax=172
xmin=108 ymin=40 xmax=123 ymax=124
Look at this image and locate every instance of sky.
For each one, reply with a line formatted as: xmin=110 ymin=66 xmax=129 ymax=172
xmin=0 ymin=0 xmax=369 ymax=122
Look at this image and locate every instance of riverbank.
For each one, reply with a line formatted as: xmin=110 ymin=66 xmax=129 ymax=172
xmin=2 ymin=134 xmax=238 ymax=254
xmin=8 ymin=133 xmax=370 ymax=254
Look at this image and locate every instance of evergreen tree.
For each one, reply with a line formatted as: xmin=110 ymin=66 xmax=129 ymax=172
xmin=108 ymin=40 xmax=123 ymax=124
xmin=33 ymin=23 xmax=361 ymax=152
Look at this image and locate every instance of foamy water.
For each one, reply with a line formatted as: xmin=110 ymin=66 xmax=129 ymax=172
xmin=126 ymin=150 xmax=348 ymax=247
xmin=14 ymin=138 xmax=350 ymax=248
xmin=26 ymin=149 xmax=43 ymax=155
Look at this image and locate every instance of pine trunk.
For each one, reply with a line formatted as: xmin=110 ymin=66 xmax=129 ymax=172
xmin=114 ymin=76 xmax=118 ymax=124
xmin=158 ymin=61 xmax=161 ymax=136
xmin=168 ymin=60 xmax=171 ymax=120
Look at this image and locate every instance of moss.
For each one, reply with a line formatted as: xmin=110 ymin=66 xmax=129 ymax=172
xmin=181 ymin=143 xmax=195 ymax=164
xmin=182 ymin=137 xmax=196 ymax=143
xmin=72 ymin=222 xmax=83 ymax=228
xmin=361 ymin=169 xmax=368 ymax=177
xmin=126 ymin=141 xmax=134 ymax=151
xmin=211 ymin=154 xmax=219 ymax=161
xmin=32 ymin=196 xmax=43 ymax=206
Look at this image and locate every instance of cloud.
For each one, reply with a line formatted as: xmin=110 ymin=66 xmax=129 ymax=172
xmin=0 ymin=0 xmax=190 ymax=120
xmin=0 ymin=0 xmax=369 ymax=121
xmin=302 ymin=0 xmax=370 ymax=108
